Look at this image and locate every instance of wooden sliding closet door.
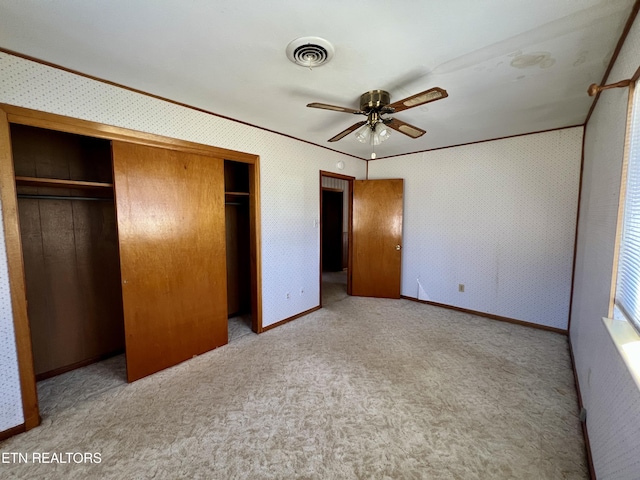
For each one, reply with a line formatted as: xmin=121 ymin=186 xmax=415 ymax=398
xmin=111 ymin=142 xmax=227 ymax=382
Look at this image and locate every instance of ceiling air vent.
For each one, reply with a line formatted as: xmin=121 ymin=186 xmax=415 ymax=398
xmin=286 ymin=37 xmax=334 ymax=68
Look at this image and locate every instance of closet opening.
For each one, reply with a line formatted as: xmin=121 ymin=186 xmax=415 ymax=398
xmin=225 ymin=160 xmax=256 ymax=341
xmin=10 ymin=124 xmax=127 ymax=417
xmin=319 ymin=171 xmax=354 ymax=307
xmin=1 ymin=104 xmax=263 ymax=433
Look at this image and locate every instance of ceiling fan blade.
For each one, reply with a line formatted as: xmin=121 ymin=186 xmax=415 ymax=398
xmin=307 ymin=102 xmax=362 ymax=114
xmin=386 ymin=118 xmax=426 ymax=138
xmin=386 ymin=87 xmax=448 ymax=113
xmin=328 ymin=121 xmax=367 ymax=142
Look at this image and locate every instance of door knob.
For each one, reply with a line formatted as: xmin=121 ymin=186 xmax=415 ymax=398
xmin=396 ymin=244 xmax=401 ymax=251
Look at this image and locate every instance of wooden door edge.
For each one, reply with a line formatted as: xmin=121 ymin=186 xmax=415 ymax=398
xmin=249 ymin=160 xmax=263 ymax=333
xmin=0 ymin=109 xmax=40 ymax=430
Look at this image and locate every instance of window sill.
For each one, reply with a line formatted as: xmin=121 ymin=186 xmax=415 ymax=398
xmin=602 ymin=316 xmax=640 ymax=392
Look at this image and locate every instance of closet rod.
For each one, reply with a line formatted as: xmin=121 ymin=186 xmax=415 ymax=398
xmin=17 ymin=194 xmax=113 ymax=202
xmin=225 ymin=202 xmax=244 ymax=206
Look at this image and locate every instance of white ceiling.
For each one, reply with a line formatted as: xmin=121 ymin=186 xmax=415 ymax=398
xmin=0 ymin=0 xmax=635 ymax=159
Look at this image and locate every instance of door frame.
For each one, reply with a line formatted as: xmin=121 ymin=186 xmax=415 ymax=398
xmin=0 ymin=104 xmax=263 ymax=432
xmin=319 ymin=170 xmax=355 ymax=307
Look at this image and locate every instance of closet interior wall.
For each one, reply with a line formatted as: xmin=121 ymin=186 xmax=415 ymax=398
xmin=224 ymin=160 xmax=251 ymax=319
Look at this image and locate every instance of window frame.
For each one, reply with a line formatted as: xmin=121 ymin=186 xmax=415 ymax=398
xmin=610 ymin=79 xmax=640 ymax=335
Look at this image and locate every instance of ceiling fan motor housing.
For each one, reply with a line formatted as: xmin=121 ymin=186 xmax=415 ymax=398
xmin=360 ymin=90 xmax=391 ymax=112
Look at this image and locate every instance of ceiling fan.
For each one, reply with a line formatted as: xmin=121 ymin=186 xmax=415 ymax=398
xmin=307 ymin=87 xmax=448 ymax=157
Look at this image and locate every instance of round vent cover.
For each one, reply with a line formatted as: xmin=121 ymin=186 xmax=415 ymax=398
xmin=286 ymin=37 xmax=334 ymax=68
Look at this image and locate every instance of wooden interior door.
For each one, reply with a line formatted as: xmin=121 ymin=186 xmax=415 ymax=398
xmin=352 ymin=179 xmax=404 ymax=298
xmin=112 ymin=142 xmax=227 ymax=382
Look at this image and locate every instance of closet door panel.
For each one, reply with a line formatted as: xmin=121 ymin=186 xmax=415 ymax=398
xmin=112 ymin=142 xmax=227 ymax=382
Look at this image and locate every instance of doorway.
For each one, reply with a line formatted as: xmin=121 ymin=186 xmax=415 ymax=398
xmin=322 ymin=189 xmax=343 ymax=272
xmin=9 ymin=124 xmax=128 ymax=420
xmin=319 ymin=171 xmax=354 ymax=306
xmin=224 ymin=160 xmax=256 ymax=342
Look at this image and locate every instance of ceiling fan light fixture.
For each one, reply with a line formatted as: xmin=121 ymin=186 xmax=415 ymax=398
xmin=370 ymin=129 xmax=383 ymax=146
xmin=375 ymin=122 xmax=391 ymax=143
xmin=355 ymin=121 xmax=391 ymax=149
xmin=355 ymin=124 xmax=372 ymax=144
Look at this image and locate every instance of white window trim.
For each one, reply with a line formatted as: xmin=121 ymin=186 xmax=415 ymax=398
xmin=608 ymin=80 xmax=635 ymax=321
xmin=602 ymin=316 xmax=640 ymax=392
xmin=605 ymin=78 xmax=640 ymax=392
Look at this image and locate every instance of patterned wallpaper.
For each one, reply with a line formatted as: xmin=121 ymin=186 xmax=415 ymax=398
xmin=0 ymin=52 xmax=366 ymax=431
xmin=368 ymin=128 xmax=582 ymax=330
xmin=570 ymin=11 xmax=640 ymax=479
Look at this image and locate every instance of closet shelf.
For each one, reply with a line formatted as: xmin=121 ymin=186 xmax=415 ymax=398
xmin=15 ymin=176 xmax=113 ymax=189
xmin=225 ymin=191 xmax=250 ymax=196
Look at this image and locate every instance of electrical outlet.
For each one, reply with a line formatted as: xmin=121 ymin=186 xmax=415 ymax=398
xmin=286 ymin=292 xmax=290 ymax=299
xmin=458 ymin=284 xmax=465 ymax=293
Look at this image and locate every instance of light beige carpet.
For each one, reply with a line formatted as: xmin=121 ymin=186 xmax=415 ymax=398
xmin=228 ymin=314 xmax=253 ymax=343
xmin=322 ymin=270 xmax=349 ymax=306
xmin=0 ymin=289 xmax=586 ymax=479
